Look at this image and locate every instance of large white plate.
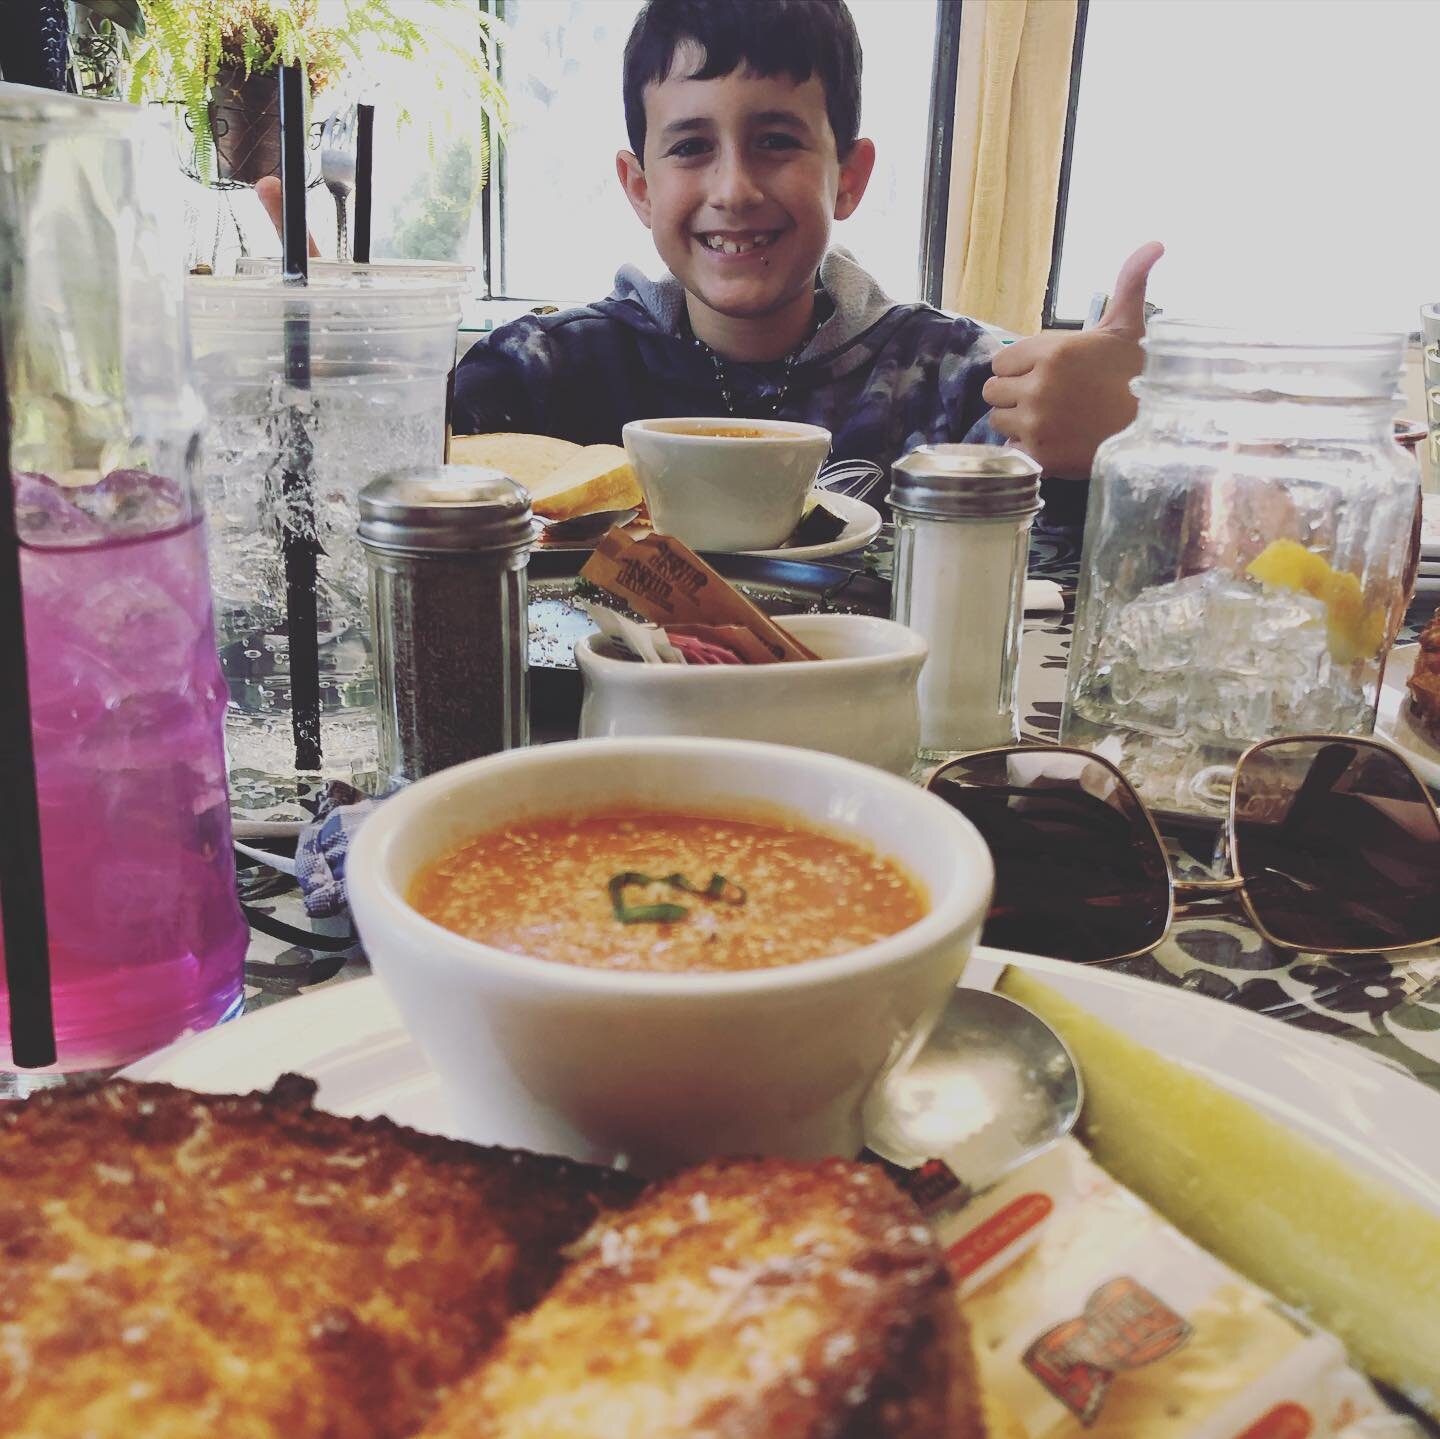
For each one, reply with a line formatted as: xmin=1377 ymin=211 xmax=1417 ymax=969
xmin=1377 ymin=643 xmax=1440 ymax=790
xmin=123 ymin=947 xmax=1440 ymax=1217
xmin=740 ymin=491 xmax=882 ymax=561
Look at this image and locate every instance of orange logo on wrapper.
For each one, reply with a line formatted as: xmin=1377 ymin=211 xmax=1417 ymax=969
xmin=1024 ymin=1277 xmax=1192 ymax=1424
xmin=1237 ymin=1404 xmax=1313 ymax=1439
xmin=946 ymin=1193 xmax=1053 ymax=1279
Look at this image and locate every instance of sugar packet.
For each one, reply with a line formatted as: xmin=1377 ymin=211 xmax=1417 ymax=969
xmin=580 ymin=528 xmax=817 ymax=663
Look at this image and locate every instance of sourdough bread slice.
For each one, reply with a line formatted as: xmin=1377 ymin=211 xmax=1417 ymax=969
xmin=418 ymin=1157 xmax=984 ymax=1439
xmin=0 ymin=1076 xmax=635 ymax=1439
xmin=523 ymin=443 xmax=642 ymax=520
xmin=448 ymin=432 xmax=582 ymax=491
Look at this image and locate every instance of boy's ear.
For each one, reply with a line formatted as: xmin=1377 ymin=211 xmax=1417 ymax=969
xmin=834 ymin=138 xmax=877 ymax=222
xmin=616 ymin=149 xmax=653 ymax=229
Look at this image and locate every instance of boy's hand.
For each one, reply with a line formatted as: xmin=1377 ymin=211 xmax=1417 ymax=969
xmin=982 ymin=242 xmax=1164 ymax=480
xmin=254 ymin=175 xmax=321 ymax=258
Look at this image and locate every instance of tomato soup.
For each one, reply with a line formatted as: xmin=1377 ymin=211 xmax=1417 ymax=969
xmin=408 ymin=809 xmax=927 ymax=974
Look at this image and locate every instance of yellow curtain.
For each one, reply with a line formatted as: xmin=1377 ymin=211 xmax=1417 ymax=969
xmin=941 ymin=0 xmax=1079 ymax=335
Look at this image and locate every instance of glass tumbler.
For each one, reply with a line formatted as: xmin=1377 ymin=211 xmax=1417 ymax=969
xmin=1 ymin=88 xmax=247 ymax=1086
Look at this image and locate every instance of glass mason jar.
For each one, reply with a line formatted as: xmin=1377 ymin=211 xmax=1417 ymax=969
xmin=1 ymin=88 xmax=247 ymax=1084
xmin=1062 ymin=322 xmax=1419 ymax=817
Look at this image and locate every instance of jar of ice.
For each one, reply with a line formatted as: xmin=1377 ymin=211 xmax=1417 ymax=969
xmin=1062 ymin=322 xmax=1420 ymax=816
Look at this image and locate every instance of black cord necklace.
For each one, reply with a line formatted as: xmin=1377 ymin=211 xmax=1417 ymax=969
xmin=683 ymin=298 xmax=829 ymax=418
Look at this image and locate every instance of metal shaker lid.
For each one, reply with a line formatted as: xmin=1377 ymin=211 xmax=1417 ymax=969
xmin=357 ymin=466 xmax=533 ymax=554
xmin=890 ymin=444 xmax=1043 ymax=520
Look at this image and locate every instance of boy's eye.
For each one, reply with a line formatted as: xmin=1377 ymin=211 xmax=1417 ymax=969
xmin=757 ymin=132 xmax=803 ymax=151
xmin=665 ymin=138 xmax=711 ymax=160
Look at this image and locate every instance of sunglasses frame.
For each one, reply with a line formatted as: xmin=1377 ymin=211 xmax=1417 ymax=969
xmin=927 ymin=734 xmax=1440 ymax=964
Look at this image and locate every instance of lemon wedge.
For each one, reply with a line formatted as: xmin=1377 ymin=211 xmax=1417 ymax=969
xmin=1245 ymin=539 xmax=1386 ymax=664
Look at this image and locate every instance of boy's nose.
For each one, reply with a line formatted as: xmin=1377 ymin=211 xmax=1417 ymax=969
xmin=707 ymin=149 xmax=766 ymax=213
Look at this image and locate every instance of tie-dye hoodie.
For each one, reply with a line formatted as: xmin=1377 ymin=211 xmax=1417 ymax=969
xmin=452 ymin=248 xmax=1004 ymax=487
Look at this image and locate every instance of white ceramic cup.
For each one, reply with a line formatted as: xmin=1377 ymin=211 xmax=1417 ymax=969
xmin=576 ymin=614 xmax=927 ymax=776
xmin=622 ymin=416 xmax=832 ymax=551
xmin=347 ymin=737 xmax=993 ymax=1175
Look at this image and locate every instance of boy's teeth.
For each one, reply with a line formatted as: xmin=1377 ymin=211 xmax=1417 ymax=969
xmin=704 ymin=233 xmax=773 ymax=254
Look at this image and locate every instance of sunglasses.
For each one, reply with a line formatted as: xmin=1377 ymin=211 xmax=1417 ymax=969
xmin=926 ymin=736 xmax=1440 ymax=964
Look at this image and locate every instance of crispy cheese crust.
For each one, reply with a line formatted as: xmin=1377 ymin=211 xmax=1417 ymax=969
xmin=419 ymin=1157 xmax=983 ymax=1439
xmin=1 ymin=1082 xmax=978 ymax=1439
xmin=0 ymin=1076 xmax=636 ymax=1439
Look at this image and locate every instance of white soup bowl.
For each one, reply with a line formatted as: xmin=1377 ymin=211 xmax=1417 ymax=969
xmin=347 ymin=736 xmax=993 ymax=1175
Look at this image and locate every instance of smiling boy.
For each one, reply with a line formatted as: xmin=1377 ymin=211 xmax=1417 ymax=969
xmin=452 ymin=0 xmax=1157 ymax=508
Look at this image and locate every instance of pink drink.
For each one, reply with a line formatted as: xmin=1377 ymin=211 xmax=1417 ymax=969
xmin=1 ymin=477 xmax=247 ymax=1074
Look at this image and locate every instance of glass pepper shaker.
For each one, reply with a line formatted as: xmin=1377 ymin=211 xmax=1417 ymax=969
xmin=357 ymin=467 xmax=532 ymax=788
xmin=890 ymin=444 xmax=1043 ymax=763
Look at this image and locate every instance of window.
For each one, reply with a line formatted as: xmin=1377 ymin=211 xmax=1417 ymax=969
xmin=352 ymin=0 xmax=944 ymax=311
xmin=1050 ymin=0 xmax=1440 ymax=336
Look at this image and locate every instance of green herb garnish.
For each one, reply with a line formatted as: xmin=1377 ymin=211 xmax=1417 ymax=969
xmin=608 ymin=871 xmax=748 ymax=925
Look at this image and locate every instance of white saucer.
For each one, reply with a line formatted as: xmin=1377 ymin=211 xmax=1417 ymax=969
xmin=122 ymin=947 xmax=1440 ymax=1216
xmin=1378 ymin=643 xmax=1440 ymax=789
xmin=742 ymin=491 xmax=882 ymax=561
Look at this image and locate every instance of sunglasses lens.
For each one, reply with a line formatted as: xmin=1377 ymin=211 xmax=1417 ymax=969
xmin=1232 ymin=739 xmax=1440 ymax=951
xmin=927 ymin=750 xmax=1170 ymax=963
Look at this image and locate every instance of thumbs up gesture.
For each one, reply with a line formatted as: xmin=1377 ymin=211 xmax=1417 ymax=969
xmin=982 ymin=242 xmax=1164 ymax=481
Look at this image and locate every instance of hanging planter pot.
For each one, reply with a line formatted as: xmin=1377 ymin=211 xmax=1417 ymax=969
xmin=209 ymin=65 xmax=283 ymax=184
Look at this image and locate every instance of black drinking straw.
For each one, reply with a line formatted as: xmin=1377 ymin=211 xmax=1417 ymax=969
xmin=278 ymin=63 xmax=322 ymax=774
xmin=0 ymin=322 xmax=58 ymax=1068
xmin=353 ymin=103 xmax=374 ymax=264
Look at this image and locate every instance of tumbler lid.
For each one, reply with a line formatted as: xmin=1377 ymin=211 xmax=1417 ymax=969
xmin=890 ymin=444 xmax=1043 ymax=520
xmin=357 ymin=467 xmax=533 ymax=554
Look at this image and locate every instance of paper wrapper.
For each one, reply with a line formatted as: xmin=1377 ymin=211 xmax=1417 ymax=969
xmin=580 ymin=528 xmax=817 ymax=663
xmin=893 ymin=1142 xmax=1416 ymax=1439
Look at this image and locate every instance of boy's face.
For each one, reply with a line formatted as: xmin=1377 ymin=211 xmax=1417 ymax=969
xmin=617 ymin=47 xmax=874 ymax=349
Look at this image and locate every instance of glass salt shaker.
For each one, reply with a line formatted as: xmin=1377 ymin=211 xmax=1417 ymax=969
xmin=890 ymin=445 xmax=1043 ymax=763
xmin=357 ymin=467 xmax=532 ymax=788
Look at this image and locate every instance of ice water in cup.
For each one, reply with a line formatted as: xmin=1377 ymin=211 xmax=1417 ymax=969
xmin=1 ymin=472 xmax=248 ymax=1081
xmin=188 ymin=276 xmax=462 ymax=823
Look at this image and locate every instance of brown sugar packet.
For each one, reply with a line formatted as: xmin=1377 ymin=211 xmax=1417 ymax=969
xmin=581 ymin=528 xmax=818 ymax=663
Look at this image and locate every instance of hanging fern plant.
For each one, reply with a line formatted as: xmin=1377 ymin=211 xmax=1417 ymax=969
xmin=123 ymin=0 xmax=504 ymax=186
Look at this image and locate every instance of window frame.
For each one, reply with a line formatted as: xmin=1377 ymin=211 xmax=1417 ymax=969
xmin=1040 ymin=0 xmax=1090 ymax=331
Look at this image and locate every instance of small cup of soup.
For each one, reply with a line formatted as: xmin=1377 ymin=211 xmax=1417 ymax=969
xmin=621 ymin=416 xmax=831 ymax=551
xmin=348 ymin=737 xmax=993 ymax=1175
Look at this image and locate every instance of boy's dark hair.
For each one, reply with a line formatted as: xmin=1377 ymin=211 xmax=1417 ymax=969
xmin=623 ymin=0 xmax=863 ymax=161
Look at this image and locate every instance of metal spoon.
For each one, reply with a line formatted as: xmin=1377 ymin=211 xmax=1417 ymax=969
xmin=533 ymin=507 xmax=639 ymax=543
xmin=863 ymin=987 xmax=1082 ymax=1194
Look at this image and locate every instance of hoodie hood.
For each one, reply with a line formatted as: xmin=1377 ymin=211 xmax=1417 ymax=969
xmin=594 ymin=247 xmax=919 ymax=381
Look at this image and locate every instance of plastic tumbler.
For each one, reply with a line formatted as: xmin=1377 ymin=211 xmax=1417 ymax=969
xmin=1 ymin=87 xmax=248 ymax=1088
xmin=187 ymin=273 xmax=463 ymax=823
